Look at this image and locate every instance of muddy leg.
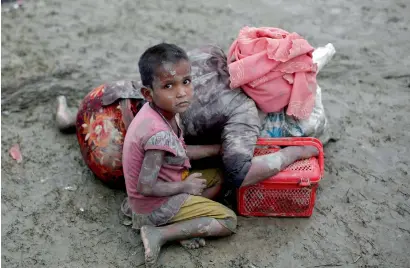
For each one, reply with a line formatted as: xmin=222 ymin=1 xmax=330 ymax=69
xmin=56 ymin=96 xmax=77 ymax=132
xmin=241 ymin=146 xmax=319 ymax=186
xmin=140 ymin=216 xmax=235 ymax=267
xmin=180 ymin=182 xmax=223 ymax=251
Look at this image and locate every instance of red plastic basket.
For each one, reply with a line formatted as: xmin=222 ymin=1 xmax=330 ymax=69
xmin=237 ymin=137 xmax=324 ymax=217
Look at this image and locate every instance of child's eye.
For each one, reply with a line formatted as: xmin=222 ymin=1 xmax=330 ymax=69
xmin=164 ymin=84 xmax=172 ymax=89
xmin=183 ymin=79 xmax=191 ymax=85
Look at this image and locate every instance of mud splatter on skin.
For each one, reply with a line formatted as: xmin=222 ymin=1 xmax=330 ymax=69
xmin=140 ymin=217 xmax=236 ymax=267
xmin=241 ymin=146 xmax=319 ymax=186
xmin=138 ymin=150 xmax=164 ymax=192
xmin=149 ymin=60 xmax=194 ymax=116
xmin=2 ymin=0 xmax=410 ymax=267
xmin=141 ymin=226 xmax=164 ymax=267
xmin=179 ymin=237 xmax=206 ymax=249
xmin=162 ymin=62 xmax=177 ymax=76
xmin=137 ymin=150 xmax=199 ymax=197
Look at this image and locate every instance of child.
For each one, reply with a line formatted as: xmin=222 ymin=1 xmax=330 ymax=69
xmin=122 ymin=43 xmax=237 ymax=267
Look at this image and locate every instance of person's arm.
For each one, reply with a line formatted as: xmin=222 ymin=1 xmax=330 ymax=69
xmin=186 ymin=145 xmax=221 ymax=161
xmin=119 ymin=99 xmax=135 ymax=131
xmin=137 ymin=150 xmax=207 ymax=196
xmin=137 ymin=150 xmax=185 ymax=196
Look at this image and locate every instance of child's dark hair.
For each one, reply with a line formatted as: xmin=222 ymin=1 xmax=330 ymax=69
xmin=138 ymin=43 xmax=189 ymax=88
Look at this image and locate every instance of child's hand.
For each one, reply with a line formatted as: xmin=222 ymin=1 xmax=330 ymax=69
xmin=183 ymin=173 xmax=207 ymax=195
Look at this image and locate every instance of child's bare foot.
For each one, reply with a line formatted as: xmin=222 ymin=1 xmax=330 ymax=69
xmin=180 ymin=238 xmax=206 ymax=249
xmin=140 ymin=226 xmax=164 ymax=267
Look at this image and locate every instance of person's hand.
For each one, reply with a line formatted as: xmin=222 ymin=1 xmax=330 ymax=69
xmin=183 ymin=173 xmax=207 ymax=195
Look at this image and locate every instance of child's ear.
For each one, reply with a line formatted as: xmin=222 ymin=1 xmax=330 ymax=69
xmin=141 ymin=87 xmax=153 ymax=102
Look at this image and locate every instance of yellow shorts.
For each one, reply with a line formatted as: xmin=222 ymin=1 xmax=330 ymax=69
xmin=170 ymin=168 xmax=237 ymax=232
xmin=181 ymin=168 xmax=223 ymax=187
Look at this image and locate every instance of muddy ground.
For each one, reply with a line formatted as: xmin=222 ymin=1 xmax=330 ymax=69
xmin=1 ymin=0 xmax=410 ymax=267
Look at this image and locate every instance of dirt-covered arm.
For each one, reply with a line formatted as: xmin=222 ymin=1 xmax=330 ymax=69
xmin=119 ymin=99 xmax=135 ymax=131
xmin=137 ymin=150 xmax=186 ymax=197
xmin=185 ymin=145 xmax=221 ymax=161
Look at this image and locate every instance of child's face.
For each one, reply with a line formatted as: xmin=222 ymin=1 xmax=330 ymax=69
xmin=146 ymin=60 xmax=193 ymax=115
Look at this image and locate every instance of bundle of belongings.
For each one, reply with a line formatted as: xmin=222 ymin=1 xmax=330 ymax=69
xmin=227 ymin=26 xmax=334 ymax=140
xmin=181 ymin=26 xmax=335 ymax=188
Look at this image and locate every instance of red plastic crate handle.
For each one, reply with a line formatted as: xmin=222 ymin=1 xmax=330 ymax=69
xmin=256 ymin=137 xmax=324 ymax=176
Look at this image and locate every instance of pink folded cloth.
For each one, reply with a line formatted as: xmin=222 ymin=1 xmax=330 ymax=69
xmin=227 ymin=27 xmax=318 ymax=119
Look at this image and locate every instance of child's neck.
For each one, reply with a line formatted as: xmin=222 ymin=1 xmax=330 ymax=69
xmin=151 ymin=103 xmax=176 ymax=122
xmin=151 ymin=103 xmax=180 ymax=136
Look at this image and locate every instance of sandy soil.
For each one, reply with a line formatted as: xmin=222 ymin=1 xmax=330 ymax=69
xmin=2 ymin=0 xmax=410 ymax=267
